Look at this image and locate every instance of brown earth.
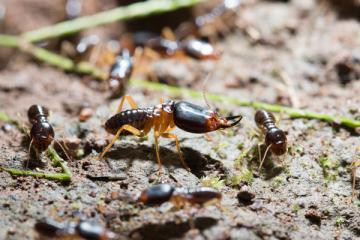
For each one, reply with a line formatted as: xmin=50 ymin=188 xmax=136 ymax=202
xmin=0 ymin=0 xmax=360 ymax=239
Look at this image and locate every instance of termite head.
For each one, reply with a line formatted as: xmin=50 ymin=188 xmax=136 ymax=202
xmin=30 ymin=122 xmax=55 ymax=152
xmin=173 ymin=101 xmax=242 ymax=133
xmin=265 ymin=128 xmax=287 ymax=155
xmin=138 ymin=184 xmax=175 ymax=205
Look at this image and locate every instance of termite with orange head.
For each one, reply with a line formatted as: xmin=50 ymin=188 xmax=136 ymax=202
xmin=98 ymin=95 xmax=242 ymax=172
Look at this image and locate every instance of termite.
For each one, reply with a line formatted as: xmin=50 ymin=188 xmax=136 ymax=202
xmin=175 ymin=0 xmax=242 ymax=40
xmin=108 ymin=48 xmax=133 ymax=98
xmin=98 ymin=96 xmax=242 ymax=171
xmin=128 ymin=31 xmax=219 ymax=60
xmin=254 ymin=110 xmax=287 ymax=170
xmin=35 ymin=219 xmax=117 ymax=240
xmin=28 ymin=105 xmax=55 ymax=159
xmin=138 ymin=183 xmax=222 ymax=207
xmin=27 ymin=105 xmax=70 ymax=165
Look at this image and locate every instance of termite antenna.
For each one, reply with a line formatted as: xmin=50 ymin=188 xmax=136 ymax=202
xmin=258 ymin=144 xmax=272 ymax=171
xmin=202 ymin=72 xmax=214 ymax=110
xmin=53 ymin=138 xmax=72 ymax=161
xmin=26 ymin=139 xmax=34 ymax=169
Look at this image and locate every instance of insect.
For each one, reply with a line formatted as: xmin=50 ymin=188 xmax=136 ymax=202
xmin=138 ymin=183 xmax=222 ymax=207
xmin=175 ymin=0 xmax=242 ymax=40
xmin=128 ymin=31 xmax=219 ymax=60
xmin=28 ymin=105 xmax=55 ymax=160
xmin=27 ymin=105 xmax=70 ymax=166
xmin=108 ymin=48 xmax=133 ymax=98
xmin=254 ymin=110 xmax=287 ymax=170
xmin=35 ymin=219 xmax=117 ymax=240
xmin=99 ymin=95 xmax=242 ymax=171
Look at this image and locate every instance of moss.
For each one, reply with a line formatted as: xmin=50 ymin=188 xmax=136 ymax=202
xmin=226 ymin=169 xmax=254 ymax=186
xmin=237 ymin=143 xmax=244 ymax=150
xmin=335 ymin=216 xmax=345 ymax=227
xmin=292 ymin=203 xmax=300 ymax=214
xmin=201 ymin=176 xmax=225 ymax=189
xmin=213 ymin=142 xmax=229 ymax=153
xmin=318 ymin=154 xmax=340 ymax=183
xmin=271 ymin=176 xmax=283 ymax=188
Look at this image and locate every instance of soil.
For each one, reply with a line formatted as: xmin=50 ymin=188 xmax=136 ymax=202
xmin=0 ymin=0 xmax=360 ymax=239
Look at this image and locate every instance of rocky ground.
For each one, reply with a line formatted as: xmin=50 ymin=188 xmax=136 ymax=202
xmin=0 ymin=0 xmax=359 ymax=239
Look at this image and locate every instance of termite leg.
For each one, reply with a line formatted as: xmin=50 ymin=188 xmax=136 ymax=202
xmin=116 ymin=95 xmax=139 ymax=113
xmin=257 ymin=143 xmax=262 ymax=167
xmin=153 ymin=133 xmax=162 ymax=172
xmin=99 ymin=124 xmax=142 ymax=159
xmin=26 ymin=139 xmax=34 ymax=169
xmin=161 ymin=132 xmax=189 ymax=171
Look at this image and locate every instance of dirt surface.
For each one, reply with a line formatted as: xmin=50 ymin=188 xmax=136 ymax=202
xmin=0 ymin=0 xmax=360 ymax=239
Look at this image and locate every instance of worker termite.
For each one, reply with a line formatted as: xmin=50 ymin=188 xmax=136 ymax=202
xmin=28 ymin=105 xmax=55 ymax=160
xmin=98 ymin=95 xmax=242 ymax=171
xmin=137 ymin=183 xmax=222 ymax=207
xmin=175 ymin=0 xmax=242 ymax=40
xmin=126 ymin=31 xmax=219 ymax=60
xmin=27 ymin=105 xmax=70 ymax=166
xmin=254 ymin=110 xmax=287 ymax=170
xmin=35 ymin=219 xmax=118 ymax=240
xmin=108 ymin=48 xmax=133 ymax=98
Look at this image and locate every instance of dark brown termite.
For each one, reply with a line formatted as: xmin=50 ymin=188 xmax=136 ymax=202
xmin=128 ymin=31 xmax=219 ymax=60
xmin=35 ymin=219 xmax=117 ymax=240
xmin=27 ymin=105 xmax=70 ymax=165
xmin=28 ymin=105 xmax=55 ymax=158
xmin=138 ymin=183 xmax=222 ymax=207
xmin=108 ymin=48 xmax=133 ymax=98
xmin=255 ymin=110 xmax=287 ymax=169
xmin=175 ymin=0 xmax=242 ymax=40
xmin=99 ymin=95 xmax=242 ymax=171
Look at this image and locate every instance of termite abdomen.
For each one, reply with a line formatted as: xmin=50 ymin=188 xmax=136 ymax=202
xmin=108 ymin=48 xmax=133 ymax=98
xmin=104 ymin=108 xmax=151 ymax=135
xmin=138 ymin=183 xmax=175 ymax=205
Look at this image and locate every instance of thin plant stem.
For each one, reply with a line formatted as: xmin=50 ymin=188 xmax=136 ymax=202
xmin=22 ymin=0 xmax=204 ymax=43
xmin=0 ymin=147 xmax=72 ymax=182
xmin=129 ymin=79 xmax=360 ymax=129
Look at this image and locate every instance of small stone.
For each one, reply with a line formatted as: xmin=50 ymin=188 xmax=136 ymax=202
xmin=89 ymin=191 xmax=97 ymax=198
xmin=110 ymin=191 xmax=119 ymax=200
xmin=305 ymin=207 xmax=322 ymax=225
xmin=237 ymin=185 xmax=255 ymax=205
xmin=79 ymin=107 xmax=93 ymax=122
